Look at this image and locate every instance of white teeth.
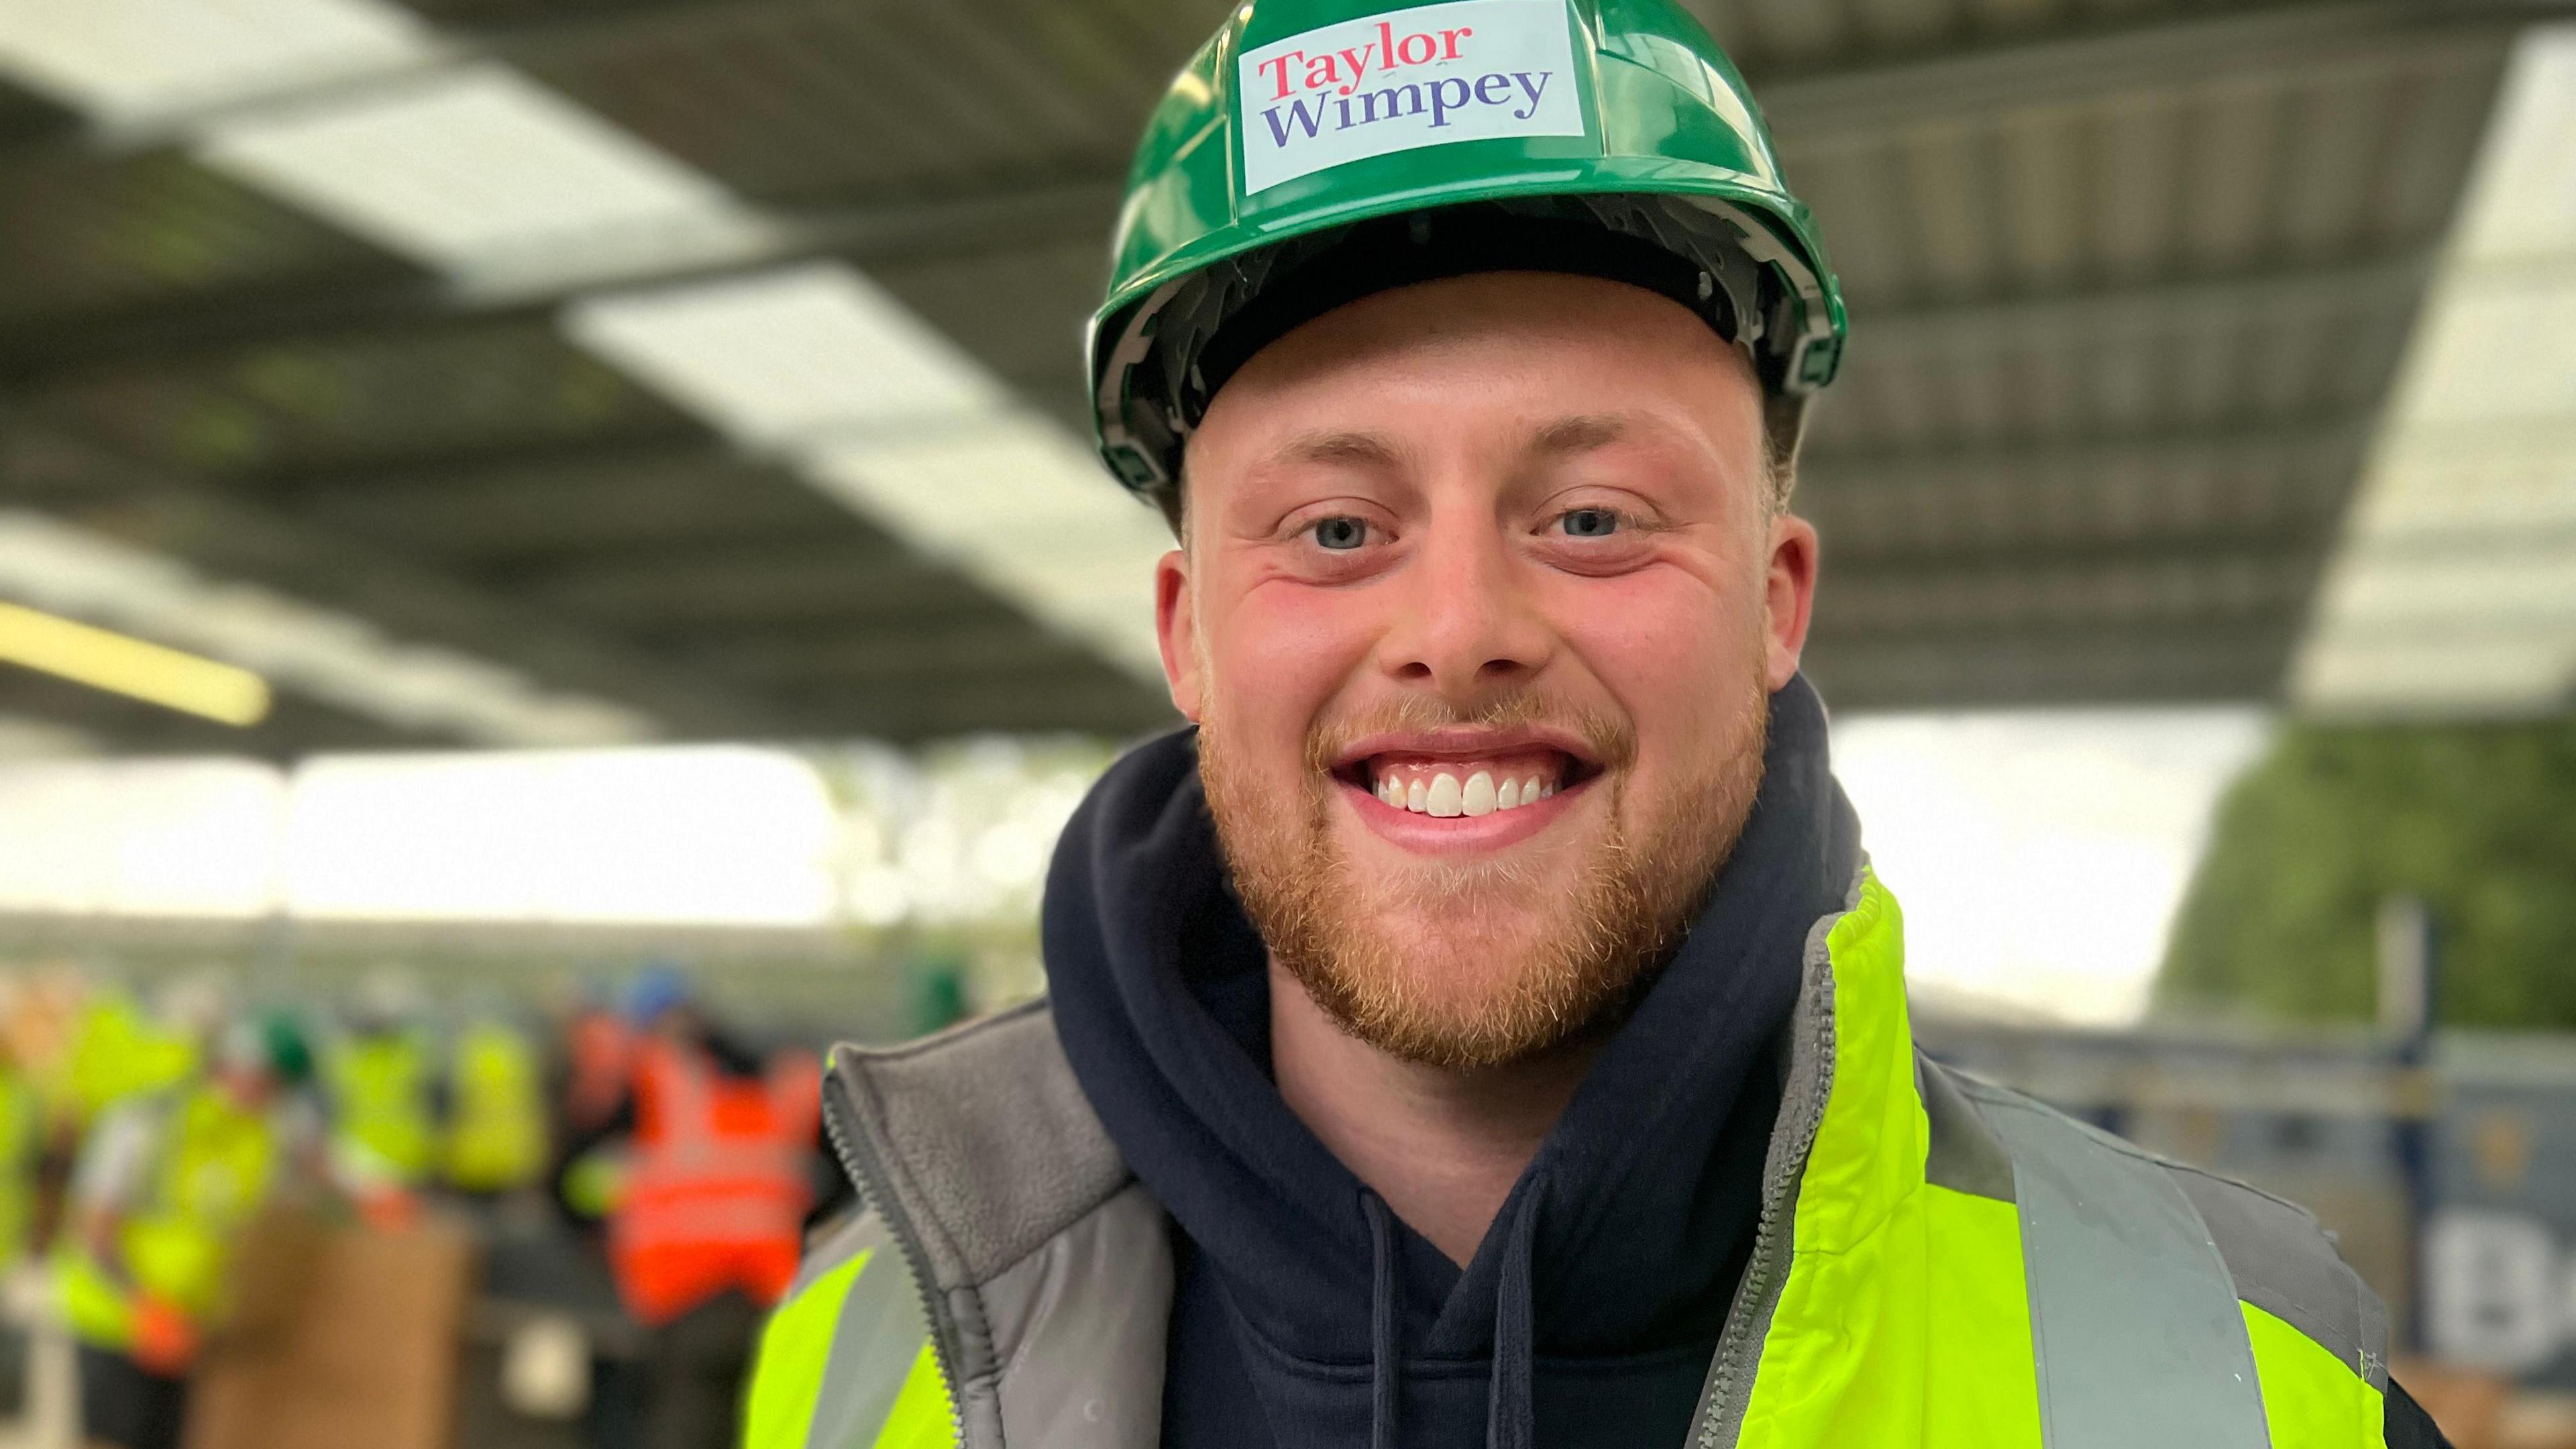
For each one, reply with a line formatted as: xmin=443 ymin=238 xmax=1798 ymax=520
xmin=1461 ymin=771 xmax=1496 ymax=816
xmin=1425 ymin=773 xmax=1463 ymax=816
xmin=1374 ymin=766 xmax=1562 ymax=815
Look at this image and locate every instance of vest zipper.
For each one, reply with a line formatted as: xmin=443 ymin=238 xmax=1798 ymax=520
xmin=1691 ymin=964 xmax=1838 ymax=1449
xmin=819 ymin=1059 xmax=971 ymax=1448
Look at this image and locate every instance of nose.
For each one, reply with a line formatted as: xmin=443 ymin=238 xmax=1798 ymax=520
xmin=1377 ymin=515 xmax=1553 ymax=703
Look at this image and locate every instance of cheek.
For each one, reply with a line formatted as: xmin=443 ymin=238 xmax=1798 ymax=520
xmin=1548 ymin=569 xmax=1764 ymax=733
xmin=1205 ymin=576 xmax=1377 ymax=743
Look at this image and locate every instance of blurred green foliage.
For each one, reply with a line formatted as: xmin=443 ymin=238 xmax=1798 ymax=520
xmin=2155 ymin=717 xmax=2576 ymax=1028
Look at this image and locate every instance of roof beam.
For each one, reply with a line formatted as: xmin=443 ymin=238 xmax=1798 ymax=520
xmin=1827 ymin=530 xmax=2325 ymax=582
xmin=0 ymin=175 xmax=1120 ymax=386
xmin=529 ymin=545 xmax=1010 ymax=629
xmin=1801 ymin=417 xmax=2375 ymax=478
xmin=1807 ymin=623 xmax=2298 ymax=710
xmin=0 ymin=421 xmax=808 ymax=741
xmin=680 ymin=623 xmax=1140 ymax=684
xmin=1818 ymin=551 xmax=2322 ymax=639
xmin=1850 ymin=255 xmax=2434 ymax=355
xmin=1758 ymin=0 xmax=2565 ymax=144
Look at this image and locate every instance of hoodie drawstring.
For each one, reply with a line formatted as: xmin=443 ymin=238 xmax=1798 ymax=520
xmin=1364 ymin=1191 xmax=1404 ymax=1449
xmin=1363 ymin=1185 xmax=1540 ymax=1449
xmin=1485 ymin=1188 xmax=1540 ymax=1449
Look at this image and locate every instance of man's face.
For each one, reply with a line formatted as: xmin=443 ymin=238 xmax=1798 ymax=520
xmin=1158 ymin=272 xmax=1818 ymax=1069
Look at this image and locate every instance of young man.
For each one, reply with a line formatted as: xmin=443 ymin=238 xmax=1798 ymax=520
xmin=747 ymin=2 xmax=2449 ymax=1444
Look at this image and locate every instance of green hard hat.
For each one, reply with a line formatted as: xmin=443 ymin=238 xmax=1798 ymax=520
xmin=1087 ymin=0 xmax=1847 ymax=498
xmin=221 ymin=1009 xmax=313 ymax=1086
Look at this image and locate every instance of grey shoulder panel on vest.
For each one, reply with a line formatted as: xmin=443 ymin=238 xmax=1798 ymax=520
xmin=804 ymin=1212 xmax=943 ymax=1449
xmin=829 ymin=1000 xmax=1130 ymax=1291
xmin=1975 ymin=1083 xmax=2273 ymax=1449
xmin=2166 ymin=1163 xmax=2390 ymax=1391
xmin=788 ymin=1208 xmax=894 ymax=1301
xmin=798 ymin=1184 xmax=1175 ymax=1449
xmin=1919 ymin=1055 xmax=2015 ymax=1202
xmin=1953 ymin=1075 xmax=2389 ymax=1394
xmin=985 ymin=1182 xmax=1172 ymax=1448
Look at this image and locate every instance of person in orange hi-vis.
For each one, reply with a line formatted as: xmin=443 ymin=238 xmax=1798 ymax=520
xmin=555 ymin=964 xmax=828 ymax=1449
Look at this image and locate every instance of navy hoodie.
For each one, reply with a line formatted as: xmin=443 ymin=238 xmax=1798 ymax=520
xmin=1039 ymin=676 xmax=2453 ymax=1449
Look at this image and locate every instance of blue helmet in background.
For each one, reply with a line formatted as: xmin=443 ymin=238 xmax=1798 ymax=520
xmin=622 ymin=962 xmax=694 ymax=1027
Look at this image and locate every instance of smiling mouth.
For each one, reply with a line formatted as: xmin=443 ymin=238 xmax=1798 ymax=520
xmin=1335 ymin=748 xmax=1599 ymax=818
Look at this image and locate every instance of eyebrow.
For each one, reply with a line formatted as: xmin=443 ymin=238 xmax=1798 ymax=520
xmin=1531 ymin=413 xmax=1630 ymax=456
xmin=1250 ymin=414 xmax=1642 ymax=478
xmin=1262 ymin=429 xmax=1403 ymax=472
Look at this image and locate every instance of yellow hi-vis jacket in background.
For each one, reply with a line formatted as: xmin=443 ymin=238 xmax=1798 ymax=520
xmin=744 ymin=874 xmax=2390 ymax=1449
xmin=59 ymin=995 xmax=195 ymax=1129
xmin=55 ymin=1083 xmax=278 ymax=1351
xmin=326 ymin=1029 xmax=437 ymax=1188
xmin=443 ymin=1020 xmax=547 ymax=1193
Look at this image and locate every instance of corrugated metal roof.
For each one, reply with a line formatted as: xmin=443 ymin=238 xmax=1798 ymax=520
xmin=0 ymin=0 xmax=2557 ymax=751
xmin=25 ymin=317 xmax=697 ymax=480
xmin=0 ymin=146 xmax=422 ymax=330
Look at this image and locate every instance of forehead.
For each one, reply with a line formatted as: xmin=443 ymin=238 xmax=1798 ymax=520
xmin=1184 ymin=270 xmax=1762 ymax=482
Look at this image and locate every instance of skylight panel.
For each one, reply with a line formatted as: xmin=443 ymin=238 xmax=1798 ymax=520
xmin=803 ymin=418 xmax=1172 ymax=678
xmin=199 ymin=63 xmax=771 ymax=290
xmin=2293 ymin=27 xmax=2576 ymax=716
xmin=0 ymin=0 xmax=430 ymax=126
xmin=564 ymin=263 xmax=1002 ymax=443
xmin=564 ymin=265 xmax=1168 ymax=680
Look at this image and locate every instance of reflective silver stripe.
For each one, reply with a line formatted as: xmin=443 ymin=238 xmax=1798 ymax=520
xmin=1982 ymin=1095 xmax=2272 ymax=1449
xmin=806 ymin=1246 xmax=934 ymax=1449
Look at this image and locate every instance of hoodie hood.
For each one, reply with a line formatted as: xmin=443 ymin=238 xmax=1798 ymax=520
xmin=1043 ymin=676 xmax=1861 ymax=1448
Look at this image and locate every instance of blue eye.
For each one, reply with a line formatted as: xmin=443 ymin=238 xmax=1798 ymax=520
xmin=1311 ymin=517 xmax=1368 ymax=551
xmin=1560 ymin=508 xmax=1620 ymax=538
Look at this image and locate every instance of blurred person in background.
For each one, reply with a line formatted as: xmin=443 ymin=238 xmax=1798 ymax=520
xmin=0 ymin=1018 xmax=42 ymax=1276
xmin=559 ymin=980 xmax=637 ymax=1148
xmin=56 ymin=975 xmax=215 ymax=1142
xmin=55 ymin=1013 xmax=314 ymax=1449
xmin=321 ymin=967 xmax=441 ymax=1226
xmin=0 ymin=1012 xmax=45 ymax=1421
xmin=558 ymin=965 xmax=824 ymax=1449
xmin=441 ymin=998 xmax=549 ymax=1202
xmin=745 ymin=1 xmax=2449 ymax=1446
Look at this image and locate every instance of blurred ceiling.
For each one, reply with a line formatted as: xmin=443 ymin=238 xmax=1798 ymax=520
xmin=0 ymin=0 xmax=2565 ymax=755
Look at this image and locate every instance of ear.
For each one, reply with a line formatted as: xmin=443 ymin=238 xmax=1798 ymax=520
xmin=1762 ymin=513 xmax=1819 ymax=692
xmin=1155 ymin=547 xmax=1203 ymax=722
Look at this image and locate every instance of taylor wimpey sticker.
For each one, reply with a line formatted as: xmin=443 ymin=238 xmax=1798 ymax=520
xmin=1237 ymin=0 xmax=1585 ymax=195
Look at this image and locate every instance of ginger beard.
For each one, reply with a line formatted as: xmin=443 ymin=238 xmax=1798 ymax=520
xmin=1197 ymin=641 xmax=1773 ymax=1070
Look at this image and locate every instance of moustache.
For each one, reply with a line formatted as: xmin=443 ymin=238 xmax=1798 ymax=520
xmin=1299 ymin=692 xmax=1637 ymax=777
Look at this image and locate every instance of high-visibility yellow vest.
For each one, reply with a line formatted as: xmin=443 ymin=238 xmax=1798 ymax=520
xmin=60 ymin=996 xmax=195 ymax=1128
xmin=326 ymin=1030 xmax=437 ymax=1187
xmin=745 ymin=874 xmax=2390 ymax=1449
xmin=56 ymin=1085 xmax=278 ymax=1350
xmin=443 ymin=1022 xmax=547 ymax=1193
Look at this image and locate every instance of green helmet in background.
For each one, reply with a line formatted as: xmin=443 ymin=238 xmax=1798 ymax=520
xmin=1087 ymin=0 xmax=1847 ymax=501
